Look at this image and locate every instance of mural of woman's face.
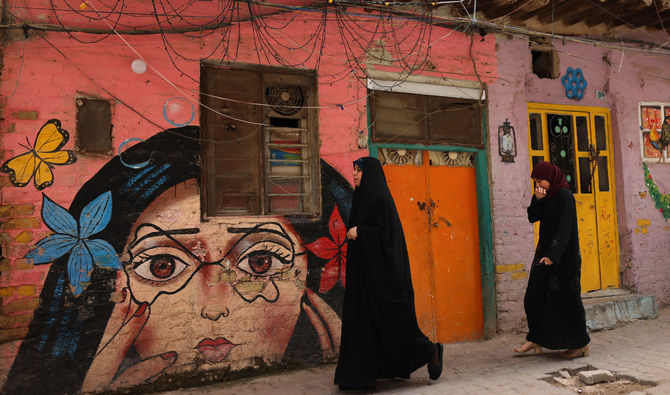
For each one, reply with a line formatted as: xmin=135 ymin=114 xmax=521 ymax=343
xmin=112 ymin=179 xmax=308 ymax=373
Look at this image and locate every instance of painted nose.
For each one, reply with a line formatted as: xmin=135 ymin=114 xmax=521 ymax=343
xmin=198 ymin=264 xmax=234 ymax=321
xmin=201 ymin=305 xmax=230 ymax=321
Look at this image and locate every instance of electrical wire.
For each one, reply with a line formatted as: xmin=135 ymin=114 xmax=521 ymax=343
xmin=83 ymin=0 xmax=270 ymax=127
xmin=7 ymin=1 xmax=670 ymax=54
xmin=198 ymin=90 xmax=374 ymax=110
xmin=4 ymin=0 xmax=670 ymax=103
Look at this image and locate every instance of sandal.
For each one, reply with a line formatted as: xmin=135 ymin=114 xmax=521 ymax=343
xmin=561 ymin=346 xmax=589 ymax=358
xmin=513 ymin=341 xmax=542 ymax=354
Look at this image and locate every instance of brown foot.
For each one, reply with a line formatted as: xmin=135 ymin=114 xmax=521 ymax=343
xmin=513 ymin=341 xmax=542 ymax=354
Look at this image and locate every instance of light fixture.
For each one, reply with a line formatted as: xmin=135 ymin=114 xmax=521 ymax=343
xmin=498 ymin=118 xmax=517 ymax=163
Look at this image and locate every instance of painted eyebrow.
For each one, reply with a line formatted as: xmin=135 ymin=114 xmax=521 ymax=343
xmin=128 ymin=224 xmax=200 ymax=250
xmin=227 ymin=222 xmax=294 ymax=247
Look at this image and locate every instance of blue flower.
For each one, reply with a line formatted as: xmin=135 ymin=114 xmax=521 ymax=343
xmin=26 ymin=192 xmax=121 ymax=295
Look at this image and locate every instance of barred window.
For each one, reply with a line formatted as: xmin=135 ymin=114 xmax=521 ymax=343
xmin=200 ymin=64 xmax=320 ymax=217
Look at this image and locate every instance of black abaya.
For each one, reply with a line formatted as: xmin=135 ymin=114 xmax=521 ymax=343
xmin=334 ymin=157 xmax=434 ymax=388
xmin=525 ymin=188 xmax=590 ymax=350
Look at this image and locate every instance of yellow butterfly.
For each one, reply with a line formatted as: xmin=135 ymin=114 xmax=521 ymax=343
xmin=1 ymin=119 xmax=76 ymax=190
xmin=639 ymin=191 xmax=647 ymax=199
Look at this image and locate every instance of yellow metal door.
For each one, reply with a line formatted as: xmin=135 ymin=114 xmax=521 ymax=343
xmin=590 ymin=114 xmax=620 ymax=289
xmin=382 ymin=149 xmax=483 ymax=343
xmin=527 ymin=104 xmax=620 ymax=292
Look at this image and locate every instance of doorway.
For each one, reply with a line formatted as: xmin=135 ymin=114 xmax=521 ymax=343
xmin=381 ymin=149 xmax=484 ymax=343
xmin=527 ymin=103 xmax=620 ymax=292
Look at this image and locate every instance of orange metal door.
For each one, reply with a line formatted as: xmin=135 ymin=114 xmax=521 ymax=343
xmin=384 ymin=150 xmax=483 ymax=343
xmin=427 ymin=156 xmax=484 ymax=342
xmin=383 ymin=162 xmax=435 ymax=336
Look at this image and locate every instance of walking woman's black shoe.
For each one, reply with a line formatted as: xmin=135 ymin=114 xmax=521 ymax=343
xmin=428 ymin=343 xmax=443 ymax=380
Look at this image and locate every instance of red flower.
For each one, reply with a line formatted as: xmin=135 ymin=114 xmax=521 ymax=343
xmin=304 ymin=207 xmax=347 ymax=293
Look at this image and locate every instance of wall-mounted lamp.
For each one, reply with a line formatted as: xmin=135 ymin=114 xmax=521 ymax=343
xmin=498 ymin=119 xmax=517 ymax=163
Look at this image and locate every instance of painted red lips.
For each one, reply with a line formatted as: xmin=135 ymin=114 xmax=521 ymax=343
xmin=195 ymin=337 xmax=236 ymax=363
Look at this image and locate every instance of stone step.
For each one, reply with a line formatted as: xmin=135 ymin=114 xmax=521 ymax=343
xmin=582 ymin=290 xmax=658 ymax=331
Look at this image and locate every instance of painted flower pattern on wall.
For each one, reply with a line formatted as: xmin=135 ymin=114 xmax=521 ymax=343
xmin=643 ymin=163 xmax=670 ymax=221
xmin=304 ymin=207 xmax=347 ymax=292
xmin=25 ymin=191 xmax=121 ymax=294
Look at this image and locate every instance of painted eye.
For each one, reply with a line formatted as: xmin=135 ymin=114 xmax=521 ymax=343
xmin=133 ymin=253 xmax=189 ymax=282
xmin=248 ymin=253 xmax=272 ymax=274
xmin=237 ymin=242 xmax=293 ymax=277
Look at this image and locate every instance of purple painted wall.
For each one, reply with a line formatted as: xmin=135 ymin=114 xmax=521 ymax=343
xmin=489 ymin=33 xmax=670 ymax=331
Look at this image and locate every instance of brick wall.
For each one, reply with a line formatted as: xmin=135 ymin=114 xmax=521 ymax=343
xmin=0 ymin=4 xmax=498 ymax=392
xmin=488 ymin=35 xmax=670 ymax=333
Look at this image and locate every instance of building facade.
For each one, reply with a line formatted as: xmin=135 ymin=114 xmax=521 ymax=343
xmin=0 ymin=1 xmax=668 ymax=392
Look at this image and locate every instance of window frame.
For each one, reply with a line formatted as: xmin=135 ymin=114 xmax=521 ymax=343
xmin=367 ymin=79 xmax=486 ymax=149
xmin=639 ymin=102 xmax=670 ymax=163
xmin=200 ymin=62 xmax=321 ymax=219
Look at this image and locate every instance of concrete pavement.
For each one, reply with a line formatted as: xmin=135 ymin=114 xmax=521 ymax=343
xmin=162 ymin=306 xmax=670 ymax=395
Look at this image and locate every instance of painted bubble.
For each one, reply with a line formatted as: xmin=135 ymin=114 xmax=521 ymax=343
xmin=163 ymin=97 xmax=195 ymax=127
xmin=131 ymin=59 xmax=147 ymax=74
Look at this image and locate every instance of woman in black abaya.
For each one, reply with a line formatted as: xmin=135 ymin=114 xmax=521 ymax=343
xmin=514 ymin=161 xmax=590 ymax=358
xmin=334 ymin=157 xmax=443 ymax=391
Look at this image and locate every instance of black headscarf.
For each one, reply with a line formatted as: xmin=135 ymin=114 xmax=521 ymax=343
xmin=349 ymin=157 xmax=390 ymax=228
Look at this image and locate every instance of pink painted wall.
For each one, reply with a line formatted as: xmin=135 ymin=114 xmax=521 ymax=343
xmin=0 ymin=2 xmax=497 ymax=391
xmin=488 ymin=34 xmax=670 ymax=331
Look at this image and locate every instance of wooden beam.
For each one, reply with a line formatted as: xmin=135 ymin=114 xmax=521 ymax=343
xmin=515 ymin=0 xmax=557 ymax=19
xmin=645 ymin=14 xmax=670 ymax=31
xmin=479 ymin=0 xmax=549 ymax=20
xmin=583 ymin=1 xmax=648 ymax=27
xmin=608 ymin=2 xmax=661 ymax=26
xmin=537 ymin=0 xmax=590 ymax=25
xmin=562 ymin=1 xmax=636 ymax=27
xmin=528 ymin=0 xmax=577 ymax=22
xmin=624 ymin=5 xmax=670 ymax=28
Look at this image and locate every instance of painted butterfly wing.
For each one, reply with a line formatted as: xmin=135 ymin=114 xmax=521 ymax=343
xmin=33 ymin=119 xmax=70 ymax=153
xmin=32 ymin=150 xmax=76 ymax=190
xmin=0 ymin=119 xmax=76 ymax=190
xmin=0 ymin=151 xmax=39 ymax=187
xmin=39 ymin=150 xmax=77 ymax=166
xmin=34 ymin=160 xmax=55 ymax=190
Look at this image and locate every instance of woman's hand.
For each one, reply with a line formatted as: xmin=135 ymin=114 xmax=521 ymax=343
xmin=82 ymin=286 xmax=177 ymax=391
xmin=539 ymin=257 xmax=553 ymax=266
xmin=346 ymin=226 xmax=358 ymax=240
xmin=302 ymin=289 xmax=342 ymax=358
xmin=535 ymin=186 xmax=547 ymax=200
